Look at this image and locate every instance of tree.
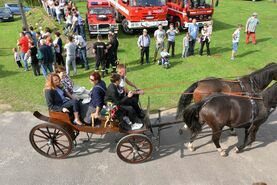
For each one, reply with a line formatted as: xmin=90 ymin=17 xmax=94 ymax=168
xmin=17 ymin=0 xmax=29 ymax=31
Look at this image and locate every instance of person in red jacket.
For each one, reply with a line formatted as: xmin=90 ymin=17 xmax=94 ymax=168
xmin=17 ymin=32 xmax=29 ymax=71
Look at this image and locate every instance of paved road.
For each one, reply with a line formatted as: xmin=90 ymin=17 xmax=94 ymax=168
xmin=0 ymin=110 xmax=277 ymax=185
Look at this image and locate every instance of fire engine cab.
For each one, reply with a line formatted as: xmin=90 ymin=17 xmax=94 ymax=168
xmin=167 ymin=0 xmax=214 ymax=29
xmin=109 ymin=0 xmax=168 ymax=34
xmin=86 ymin=0 xmax=118 ymax=36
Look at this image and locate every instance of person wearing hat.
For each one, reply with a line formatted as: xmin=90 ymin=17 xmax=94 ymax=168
xmin=245 ymin=12 xmax=260 ymax=44
xmin=137 ymin=29 xmax=151 ymax=65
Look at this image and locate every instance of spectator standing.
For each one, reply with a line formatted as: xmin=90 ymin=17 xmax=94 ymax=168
xmin=64 ymin=36 xmax=77 ymax=76
xmin=137 ymin=29 xmax=150 ymax=65
xmin=188 ymin=19 xmax=199 ymax=56
xmin=182 ymin=32 xmax=190 ymax=58
xmin=39 ymin=39 xmax=54 ymax=77
xmin=106 ymin=34 xmax=117 ymax=74
xmin=166 ymin=23 xmax=179 ymax=57
xmin=74 ymin=33 xmax=89 ymax=70
xmin=199 ymin=23 xmax=211 ymax=56
xmin=17 ymin=32 xmax=29 ymax=71
xmin=93 ymin=35 xmax=107 ymax=77
xmin=53 ymin=32 xmax=65 ymax=66
xmin=29 ymin=42 xmax=40 ymax=76
xmin=109 ymin=29 xmax=119 ymax=61
xmin=12 ymin=48 xmax=23 ymax=68
xmin=231 ymin=24 xmax=243 ymax=61
xmin=153 ymin=24 xmax=166 ymax=62
xmin=29 ymin=26 xmax=37 ymax=46
xmin=245 ymin=12 xmax=259 ymax=45
xmin=54 ymin=2 xmax=62 ymax=24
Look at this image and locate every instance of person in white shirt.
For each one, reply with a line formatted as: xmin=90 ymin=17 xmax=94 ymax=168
xmin=12 ymin=47 xmax=23 ymax=68
xmin=64 ymin=36 xmax=77 ymax=76
xmin=74 ymin=33 xmax=89 ymax=70
xmin=199 ymin=23 xmax=211 ymax=56
xmin=231 ymin=24 xmax=243 ymax=61
xmin=153 ymin=24 xmax=166 ymax=62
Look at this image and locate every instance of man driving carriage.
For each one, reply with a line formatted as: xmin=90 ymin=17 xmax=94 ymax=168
xmin=105 ymin=73 xmax=144 ymax=130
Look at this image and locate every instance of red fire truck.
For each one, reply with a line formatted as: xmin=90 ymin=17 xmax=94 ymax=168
xmin=108 ymin=0 xmax=168 ymax=34
xmin=86 ymin=0 xmax=118 ymax=36
xmin=166 ymin=0 xmax=214 ymax=29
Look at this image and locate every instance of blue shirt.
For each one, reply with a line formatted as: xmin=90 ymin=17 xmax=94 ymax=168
xmin=55 ymin=87 xmax=67 ymax=103
xmin=137 ymin=35 xmax=150 ymax=47
xmin=188 ymin=23 xmax=199 ymax=40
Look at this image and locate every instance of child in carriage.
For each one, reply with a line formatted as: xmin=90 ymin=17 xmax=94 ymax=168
xmin=158 ymin=48 xmax=170 ymax=68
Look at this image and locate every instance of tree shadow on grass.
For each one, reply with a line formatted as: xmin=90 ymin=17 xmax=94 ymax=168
xmin=213 ymin=19 xmax=235 ymax=32
xmin=0 ymin=64 xmax=20 ymax=79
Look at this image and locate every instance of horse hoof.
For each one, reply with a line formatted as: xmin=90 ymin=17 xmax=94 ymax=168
xmin=234 ymin=147 xmax=242 ymax=153
xmin=220 ymin=150 xmax=227 ymax=157
xmin=188 ymin=143 xmax=195 ymax=152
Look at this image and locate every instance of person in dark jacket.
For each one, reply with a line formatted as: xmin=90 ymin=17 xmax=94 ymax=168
xmin=39 ymin=39 xmax=54 ymax=77
xmin=104 ymin=73 xmax=143 ymax=130
xmin=44 ymin=73 xmax=83 ymax=125
xmin=29 ymin=42 xmax=40 ymax=76
xmin=84 ymin=72 xmax=107 ymax=125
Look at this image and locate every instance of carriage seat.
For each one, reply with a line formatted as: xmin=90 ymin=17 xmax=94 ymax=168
xmin=49 ymin=111 xmax=72 ymax=124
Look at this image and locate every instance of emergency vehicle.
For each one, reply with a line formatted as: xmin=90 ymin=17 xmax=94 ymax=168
xmin=167 ymin=0 xmax=214 ymax=29
xmin=86 ymin=0 xmax=118 ymax=36
xmin=109 ymin=0 xmax=168 ymax=34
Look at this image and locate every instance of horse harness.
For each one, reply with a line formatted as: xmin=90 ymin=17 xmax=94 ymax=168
xmin=237 ymin=78 xmax=256 ymax=96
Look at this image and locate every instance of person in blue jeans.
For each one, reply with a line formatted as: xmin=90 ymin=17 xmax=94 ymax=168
xmin=38 ymin=39 xmax=54 ymax=77
xmin=74 ymin=34 xmax=89 ymax=70
xmin=188 ymin=19 xmax=199 ymax=56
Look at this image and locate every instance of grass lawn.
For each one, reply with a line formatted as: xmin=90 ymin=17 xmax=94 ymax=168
xmin=0 ymin=0 xmax=276 ymax=112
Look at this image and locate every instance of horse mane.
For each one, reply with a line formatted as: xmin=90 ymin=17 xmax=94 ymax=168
xmin=242 ymin=62 xmax=276 ymax=78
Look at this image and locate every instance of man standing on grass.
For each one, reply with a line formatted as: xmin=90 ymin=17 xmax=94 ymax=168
xmin=93 ymin=35 xmax=107 ymax=77
xmin=74 ymin=33 xmax=89 ymax=70
xmin=153 ymin=24 xmax=166 ymax=62
xmin=245 ymin=12 xmax=259 ymax=45
xmin=166 ymin=23 xmax=179 ymax=57
xmin=188 ymin=19 xmax=199 ymax=56
xmin=137 ymin=29 xmax=151 ymax=65
xmin=231 ymin=24 xmax=243 ymax=61
xmin=64 ymin=36 xmax=77 ymax=76
xmin=17 ymin=32 xmax=29 ymax=71
xmin=39 ymin=39 xmax=54 ymax=77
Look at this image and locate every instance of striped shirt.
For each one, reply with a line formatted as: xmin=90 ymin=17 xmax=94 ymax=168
xmin=246 ymin=17 xmax=259 ymax=32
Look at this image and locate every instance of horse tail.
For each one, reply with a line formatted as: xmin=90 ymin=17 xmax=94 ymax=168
xmin=176 ymin=81 xmax=198 ymax=120
xmin=183 ymin=101 xmax=205 ymax=134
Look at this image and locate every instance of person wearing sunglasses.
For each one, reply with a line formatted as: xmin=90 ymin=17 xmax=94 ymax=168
xmin=84 ymin=72 xmax=106 ymax=125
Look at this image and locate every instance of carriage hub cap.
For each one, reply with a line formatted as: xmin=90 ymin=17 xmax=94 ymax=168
xmin=47 ymin=139 xmax=53 ymax=146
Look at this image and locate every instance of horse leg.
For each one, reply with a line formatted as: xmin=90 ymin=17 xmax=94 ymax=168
xmin=235 ymin=127 xmax=250 ymax=153
xmin=188 ymin=132 xmax=198 ymax=152
xmin=212 ymin=128 xmax=227 ymax=157
xmin=246 ymin=124 xmax=260 ymax=147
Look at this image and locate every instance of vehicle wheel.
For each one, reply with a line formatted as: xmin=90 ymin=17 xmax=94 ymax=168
xmin=174 ymin=17 xmax=182 ymax=31
xmin=29 ymin=123 xmax=74 ymax=159
xmin=122 ymin=19 xmax=133 ymax=34
xmin=116 ymin=134 xmax=153 ymax=163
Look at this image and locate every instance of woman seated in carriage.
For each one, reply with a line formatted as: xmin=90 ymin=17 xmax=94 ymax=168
xmin=44 ymin=73 xmax=83 ymax=125
xmin=105 ymin=73 xmax=144 ymax=130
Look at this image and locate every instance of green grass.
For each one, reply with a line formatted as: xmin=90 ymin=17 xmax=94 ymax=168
xmin=0 ymin=0 xmax=276 ymax=112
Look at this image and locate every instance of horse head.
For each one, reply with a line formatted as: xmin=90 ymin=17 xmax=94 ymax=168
xmin=262 ymin=82 xmax=277 ymax=109
xmin=248 ymin=62 xmax=277 ymax=91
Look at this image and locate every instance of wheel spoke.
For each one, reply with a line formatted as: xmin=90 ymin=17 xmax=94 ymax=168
xmin=56 ymin=141 xmax=69 ymax=149
xmin=33 ymin=134 xmax=48 ymax=140
xmin=46 ymin=127 xmax=53 ymax=138
xmin=120 ymin=148 xmax=132 ymax=153
xmin=46 ymin=146 xmax=51 ymax=154
xmin=125 ymin=150 xmax=133 ymax=159
xmin=55 ymin=133 xmax=65 ymax=139
xmin=54 ymin=143 xmax=64 ymax=154
xmin=34 ymin=140 xmax=48 ymax=143
xmin=137 ymin=151 xmax=143 ymax=160
xmin=39 ymin=143 xmax=48 ymax=149
xmin=120 ymin=144 xmax=132 ymax=149
xmin=52 ymin=144 xmax=57 ymax=156
xmin=38 ymin=128 xmax=50 ymax=138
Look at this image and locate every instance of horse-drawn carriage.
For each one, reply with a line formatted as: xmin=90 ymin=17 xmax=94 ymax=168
xmin=29 ymin=98 xmax=183 ymax=163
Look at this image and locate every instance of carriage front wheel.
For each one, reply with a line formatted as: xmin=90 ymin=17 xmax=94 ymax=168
xmin=116 ymin=134 xmax=153 ymax=164
xmin=29 ymin=123 xmax=74 ymax=159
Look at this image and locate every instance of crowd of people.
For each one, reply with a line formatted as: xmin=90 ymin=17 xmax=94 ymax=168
xmin=44 ymin=64 xmax=145 ymax=130
xmin=12 ymin=0 xmax=260 ymax=130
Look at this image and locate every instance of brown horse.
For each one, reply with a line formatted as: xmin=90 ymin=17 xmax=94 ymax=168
xmin=182 ymin=83 xmax=277 ymax=157
xmin=176 ymin=63 xmax=277 ymax=119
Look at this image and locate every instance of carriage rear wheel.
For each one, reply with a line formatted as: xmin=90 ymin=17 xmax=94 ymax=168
xmin=116 ymin=134 xmax=153 ymax=164
xmin=29 ymin=123 xmax=74 ymax=159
